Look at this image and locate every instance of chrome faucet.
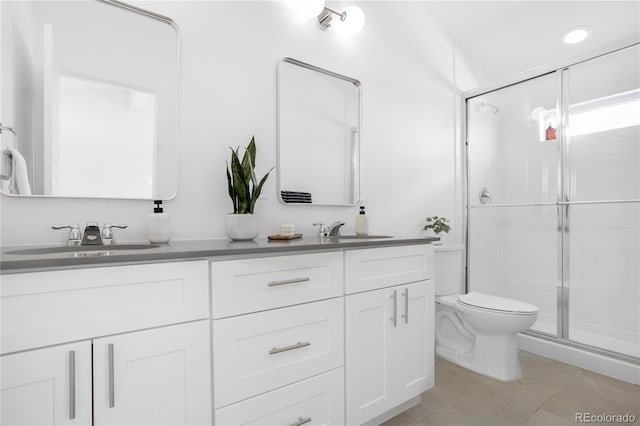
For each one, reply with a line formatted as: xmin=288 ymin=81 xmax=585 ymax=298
xmin=52 ymin=222 xmax=128 ymax=246
xmin=313 ymin=221 xmax=345 ymax=238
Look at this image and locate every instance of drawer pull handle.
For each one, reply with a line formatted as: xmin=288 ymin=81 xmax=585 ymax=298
xmin=268 ymin=277 xmax=311 ymax=287
xmin=108 ymin=343 xmax=115 ymax=408
xmin=69 ymin=351 xmax=76 ymax=420
xmin=269 ymin=341 xmax=311 ymax=355
xmin=290 ymin=417 xmax=312 ymax=426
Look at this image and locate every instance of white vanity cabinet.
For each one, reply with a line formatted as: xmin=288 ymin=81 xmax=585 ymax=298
xmin=210 ymin=252 xmax=346 ymax=424
xmin=1 ymin=240 xmax=436 ymax=426
xmin=0 ymin=260 xmax=211 ymax=426
xmin=344 ymin=246 xmax=435 ymax=425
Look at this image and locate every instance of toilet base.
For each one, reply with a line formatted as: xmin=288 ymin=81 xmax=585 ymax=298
xmin=436 ymin=332 xmax=523 ymax=381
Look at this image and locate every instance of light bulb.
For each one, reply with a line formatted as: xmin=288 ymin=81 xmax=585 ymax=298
xmin=335 ymin=6 xmax=365 ymax=35
xmin=563 ymin=27 xmax=590 ymax=44
xmin=293 ymin=0 xmax=326 ymax=18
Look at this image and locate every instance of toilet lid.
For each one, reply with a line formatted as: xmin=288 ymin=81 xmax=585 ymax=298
xmin=457 ymin=292 xmax=538 ymax=314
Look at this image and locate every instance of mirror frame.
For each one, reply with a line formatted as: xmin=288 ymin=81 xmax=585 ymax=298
xmin=276 ymin=57 xmax=362 ymax=207
xmin=0 ymin=0 xmax=180 ymax=200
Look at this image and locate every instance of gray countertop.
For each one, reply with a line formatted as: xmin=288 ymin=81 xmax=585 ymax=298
xmin=0 ymin=235 xmax=438 ymax=273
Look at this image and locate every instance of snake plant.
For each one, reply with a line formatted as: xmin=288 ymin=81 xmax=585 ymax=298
xmin=226 ymin=136 xmax=273 ymax=214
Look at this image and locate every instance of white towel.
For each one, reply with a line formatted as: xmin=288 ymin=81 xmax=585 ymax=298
xmin=4 ymin=148 xmax=32 ymax=195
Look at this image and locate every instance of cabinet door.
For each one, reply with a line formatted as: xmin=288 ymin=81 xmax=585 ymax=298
xmin=93 ymin=321 xmax=211 ymax=426
xmin=345 ymin=287 xmax=397 ymax=425
xmin=1 ymin=342 xmax=92 ymax=425
xmin=396 ymin=280 xmax=434 ymax=403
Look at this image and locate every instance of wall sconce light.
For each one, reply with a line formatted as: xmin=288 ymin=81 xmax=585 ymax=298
xmin=317 ymin=5 xmax=365 ymax=34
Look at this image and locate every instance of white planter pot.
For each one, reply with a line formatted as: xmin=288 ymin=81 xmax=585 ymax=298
xmin=226 ymin=214 xmax=259 ymax=241
xmin=426 ymin=229 xmax=447 ymax=244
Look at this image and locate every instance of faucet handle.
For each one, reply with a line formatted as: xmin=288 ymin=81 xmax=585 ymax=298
xmin=102 ymin=223 xmax=128 ymax=244
xmin=312 ymin=222 xmax=329 ymax=238
xmin=52 ymin=224 xmax=81 ymax=246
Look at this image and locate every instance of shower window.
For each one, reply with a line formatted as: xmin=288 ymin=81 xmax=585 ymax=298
xmin=466 ymin=44 xmax=639 ymax=360
xmin=535 ymin=89 xmax=640 ymax=141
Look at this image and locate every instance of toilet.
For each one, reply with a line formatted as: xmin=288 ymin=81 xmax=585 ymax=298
xmin=434 ymin=245 xmax=539 ymax=381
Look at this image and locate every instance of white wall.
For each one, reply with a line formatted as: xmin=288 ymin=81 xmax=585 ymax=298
xmin=1 ymin=1 xmax=464 ymax=246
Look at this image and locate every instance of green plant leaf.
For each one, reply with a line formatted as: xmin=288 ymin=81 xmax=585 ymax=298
xmin=226 ymin=161 xmax=237 ymax=213
xmin=224 ymin=137 xmax=272 ymax=215
xmin=249 ymin=167 xmax=274 ymax=213
xmin=247 ymin=136 xmax=256 ymax=168
xmin=230 ymin=148 xmax=250 ymax=214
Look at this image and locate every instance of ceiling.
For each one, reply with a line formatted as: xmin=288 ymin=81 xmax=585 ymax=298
xmin=422 ymin=1 xmax=640 ymax=89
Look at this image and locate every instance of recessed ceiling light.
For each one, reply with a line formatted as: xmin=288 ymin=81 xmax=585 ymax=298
xmin=563 ymin=27 xmax=590 ymax=44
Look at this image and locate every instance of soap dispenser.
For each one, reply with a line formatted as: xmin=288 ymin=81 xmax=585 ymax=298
xmin=148 ymin=200 xmax=171 ymax=244
xmin=355 ymin=205 xmax=369 ymax=236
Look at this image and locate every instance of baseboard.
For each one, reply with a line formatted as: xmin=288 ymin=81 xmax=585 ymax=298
xmin=518 ymin=334 xmax=640 ymax=384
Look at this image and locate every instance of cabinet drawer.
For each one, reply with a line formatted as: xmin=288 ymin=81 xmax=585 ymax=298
xmin=215 ymin=368 xmax=344 ymax=425
xmin=345 ymin=245 xmax=433 ymax=294
xmin=212 ymin=298 xmax=344 ymax=408
xmin=211 ymin=252 xmax=343 ymax=318
xmin=1 ymin=261 xmax=209 ymax=354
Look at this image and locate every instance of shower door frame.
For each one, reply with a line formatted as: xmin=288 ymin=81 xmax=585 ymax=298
xmin=462 ymin=42 xmax=640 ymax=365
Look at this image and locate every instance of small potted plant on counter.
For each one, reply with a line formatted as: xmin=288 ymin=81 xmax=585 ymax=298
xmin=225 ymin=136 xmax=273 ymax=240
xmin=424 ymin=216 xmax=450 ymax=244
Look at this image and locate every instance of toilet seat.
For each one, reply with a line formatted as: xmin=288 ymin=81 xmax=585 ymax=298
xmin=457 ymin=292 xmax=538 ymax=315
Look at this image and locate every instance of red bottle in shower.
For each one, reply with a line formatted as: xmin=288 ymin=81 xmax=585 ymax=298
xmin=546 ymin=123 xmax=556 ymax=141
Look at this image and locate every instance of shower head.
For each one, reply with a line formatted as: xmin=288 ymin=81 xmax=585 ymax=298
xmin=480 ymin=102 xmax=500 ymax=114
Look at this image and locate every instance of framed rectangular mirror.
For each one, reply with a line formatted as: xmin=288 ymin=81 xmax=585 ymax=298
xmin=0 ymin=0 xmax=178 ymax=199
xmin=277 ymin=57 xmax=361 ymax=206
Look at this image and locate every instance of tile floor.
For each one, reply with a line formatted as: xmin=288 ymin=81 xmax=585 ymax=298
xmin=382 ymin=351 xmax=640 ymax=426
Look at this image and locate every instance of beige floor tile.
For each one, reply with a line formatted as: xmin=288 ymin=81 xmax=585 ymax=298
xmin=417 ymin=402 xmax=506 ymax=426
xmin=380 ymin=412 xmax=417 ymax=426
xmin=537 ymin=368 xmax=639 ymax=423
xmin=575 ymin=369 xmax=640 ymax=415
xmin=404 ymin=381 xmax=466 ymax=422
xmin=384 ymin=351 xmax=639 ymax=426
xmin=521 ymin=408 xmax=575 ymax=426
xmin=518 ymin=351 xmax=581 ymax=388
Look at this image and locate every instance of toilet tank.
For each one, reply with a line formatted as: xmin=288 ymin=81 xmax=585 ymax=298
xmin=434 ymin=244 xmax=465 ymax=296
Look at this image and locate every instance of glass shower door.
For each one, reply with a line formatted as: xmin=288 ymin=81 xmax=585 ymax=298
xmin=467 ymin=72 xmax=561 ymax=336
xmin=564 ymin=46 xmax=640 ymax=358
xmin=467 ymin=44 xmax=640 ymax=359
